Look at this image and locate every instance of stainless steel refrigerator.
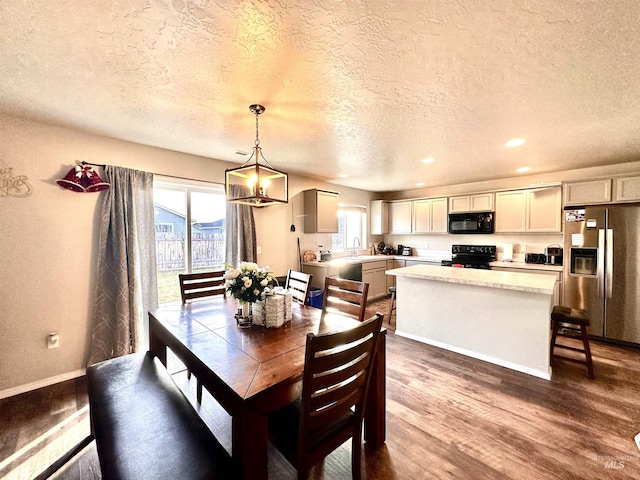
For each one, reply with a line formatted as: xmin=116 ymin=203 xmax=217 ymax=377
xmin=563 ymin=204 xmax=640 ymax=344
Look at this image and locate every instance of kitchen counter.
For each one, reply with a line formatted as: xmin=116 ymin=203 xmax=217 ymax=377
xmin=387 ymin=264 xmax=554 ymax=380
xmin=389 ymin=264 xmax=556 ymax=294
xmin=302 ymin=252 xmax=451 ymax=268
xmin=490 ymin=261 xmax=562 ymax=272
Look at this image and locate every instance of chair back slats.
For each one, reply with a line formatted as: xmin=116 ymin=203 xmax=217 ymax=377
xmin=179 ymin=271 xmax=225 ymax=304
xmin=298 ymin=313 xmax=383 ymax=460
xmin=321 ymin=277 xmax=369 ymax=322
xmin=310 ymin=337 xmax=374 ymax=375
xmin=285 ymin=270 xmax=313 ymax=304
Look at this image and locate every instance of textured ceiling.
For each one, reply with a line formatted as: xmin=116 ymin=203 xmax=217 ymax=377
xmin=1 ymin=1 xmax=640 ymax=192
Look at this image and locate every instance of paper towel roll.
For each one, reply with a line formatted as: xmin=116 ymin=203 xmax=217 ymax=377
xmin=503 ymin=243 xmax=513 ymax=262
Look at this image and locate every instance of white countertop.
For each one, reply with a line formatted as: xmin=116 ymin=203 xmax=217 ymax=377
xmin=302 ymin=252 xmax=450 ymax=267
xmin=387 ymin=264 xmax=557 ymax=295
xmin=490 ymin=261 xmax=563 ymax=272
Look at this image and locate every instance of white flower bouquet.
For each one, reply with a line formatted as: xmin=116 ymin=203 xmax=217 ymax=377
xmin=224 ymin=262 xmax=276 ymax=304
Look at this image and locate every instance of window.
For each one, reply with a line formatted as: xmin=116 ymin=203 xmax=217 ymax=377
xmin=153 ymin=180 xmax=226 ymax=305
xmin=332 ymin=204 xmax=367 ymax=253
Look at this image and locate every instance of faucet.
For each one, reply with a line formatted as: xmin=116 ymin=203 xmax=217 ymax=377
xmin=352 ymin=236 xmax=361 ymax=255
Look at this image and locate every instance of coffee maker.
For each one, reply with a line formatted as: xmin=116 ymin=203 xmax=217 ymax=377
xmin=545 ymin=245 xmax=563 ymax=265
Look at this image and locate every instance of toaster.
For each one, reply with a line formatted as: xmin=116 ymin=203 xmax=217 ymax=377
xmin=525 ymin=253 xmax=547 ymax=264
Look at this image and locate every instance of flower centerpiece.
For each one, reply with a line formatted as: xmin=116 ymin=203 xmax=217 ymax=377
xmin=224 ymin=262 xmax=276 ymax=324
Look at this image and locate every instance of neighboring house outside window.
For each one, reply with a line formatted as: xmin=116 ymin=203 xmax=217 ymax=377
xmin=153 ymin=180 xmax=226 ymax=305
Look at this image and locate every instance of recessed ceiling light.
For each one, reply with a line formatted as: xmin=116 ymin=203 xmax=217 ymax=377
xmin=339 ymin=174 xmax=349 ymax=178
xmin=505 ymin=138 xmax=525 ymax=148
xmin=421 ymin=157 xmax=436 ymax=163
xmin=416 ymin=182 xmax=425 ymax=187
xmin=517 ymin=166 xmax=531 ymax=173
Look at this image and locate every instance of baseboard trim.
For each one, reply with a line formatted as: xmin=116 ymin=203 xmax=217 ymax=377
xmin=0 ymin=369 xmax=86 ymax=400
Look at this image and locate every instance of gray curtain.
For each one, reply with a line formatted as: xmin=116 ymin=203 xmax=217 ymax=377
xmin=225 ymin=185 xmax=257 ymax=266
xmin=88 ymin=165 xmax=158 ymax=365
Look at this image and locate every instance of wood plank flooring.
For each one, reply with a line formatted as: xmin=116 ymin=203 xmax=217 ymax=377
xmin=2 ymin=298 xmax=640 ymax=479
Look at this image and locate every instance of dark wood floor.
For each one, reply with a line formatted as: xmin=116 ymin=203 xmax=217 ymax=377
xmin=2 ymin=299 xmax=640 ymax=479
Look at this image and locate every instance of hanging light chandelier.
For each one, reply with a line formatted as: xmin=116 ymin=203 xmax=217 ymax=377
xmin=225 ymin=104 xmax=288 ymax=207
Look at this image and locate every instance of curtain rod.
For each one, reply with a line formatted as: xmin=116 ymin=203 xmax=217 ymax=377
xmin=81 ymin=161 xmax=225 ymax=187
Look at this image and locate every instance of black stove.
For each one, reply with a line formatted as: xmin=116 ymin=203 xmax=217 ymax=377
xmin=441 ymin=244 xmax=496 ymax=269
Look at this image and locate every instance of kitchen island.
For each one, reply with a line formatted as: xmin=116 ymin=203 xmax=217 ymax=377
xmin=386 ymin=264 xmax=557 ymax=380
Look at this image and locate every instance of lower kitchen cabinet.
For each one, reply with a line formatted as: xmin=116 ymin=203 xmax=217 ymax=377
xmin=362 ymin=260 xmax=388 ymax=300
xmin=302 ymin=264 xmax=338 ymax=290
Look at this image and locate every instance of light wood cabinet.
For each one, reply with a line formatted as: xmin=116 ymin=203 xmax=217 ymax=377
xmin=362 ymin=260 xmax=388 ymax=300
xmin=563 ymin=179 xmax=611 ymax=205
xmin=527 ymin=187 xmax=562 ymax=232
xmin=495 ymin=190 xmax=527 ymax=232
xmin=370 ymin=200 xmax=389 ymax=235
xmin=412 ymin=197 xmax=448 ymax=233
xmin=385 ymin=259 xmax=396 ymax=290
xmin=303 ymin=189 xmax=339 ymax=233
xmin=495 ymin=186 xmax=562 ymax=233
xmin=302 ymin=263 xmax=339 ymax=290
xmin=613 ymin=175 xmax=640 ymax=202
xmin=449 ymin=193 xmax=494 ymax=213
xmin=389 ymin=201 xmax=412 ymax=234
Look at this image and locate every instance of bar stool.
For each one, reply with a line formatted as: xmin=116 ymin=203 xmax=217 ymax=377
xmin=550 ymin=305 xmax=595 ymax=379
xmin=388 ymin=286 xmax=396 ymax=326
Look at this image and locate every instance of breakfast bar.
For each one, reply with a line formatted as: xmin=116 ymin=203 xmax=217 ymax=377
xmin=387 ymin=265 xmax=557 ymax=380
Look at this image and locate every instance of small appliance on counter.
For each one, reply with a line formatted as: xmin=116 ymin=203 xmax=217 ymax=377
xmin=525 ymin=253 xmax=547 ymax=264
xmin=397 ymin=245 xmax=412 ymax=256
xmin=377 ymin=242 xmax=396 ymax=255
xmin=545 ymin=245 xmax=563 ymax=266
xmin=319 ymin=250 xmax=332 ymax=262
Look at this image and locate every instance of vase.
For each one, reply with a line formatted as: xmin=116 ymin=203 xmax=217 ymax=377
xmin=236 ymin=301 xmax=253 ymax=328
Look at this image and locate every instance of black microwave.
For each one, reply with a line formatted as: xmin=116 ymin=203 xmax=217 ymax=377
xmin=448 ymin=212 xmax=494 ymax=234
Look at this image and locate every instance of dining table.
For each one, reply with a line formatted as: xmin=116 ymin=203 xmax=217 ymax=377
xmin=148 ymin=297 xmax=386 ymax=480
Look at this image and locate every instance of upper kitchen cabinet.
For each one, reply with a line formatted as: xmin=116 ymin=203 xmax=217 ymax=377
xmin=303 ymin=189 xmax=339 ymax=233
xmin=370 ymin=200 xmax=389 ymax=235
xmin=563 ymin=179 xmax=612 ymax=205
xmin=613 ymin=175 xmax=640 ymax=203
xmin=412 ymin=197 xmax=448 ymax=233
xmin=388 ymin=201 xmax=412 ymax=234
xmin=449 ymin=193 xmax=494 ymax=213
xmin=495 ymin=186 xmax=562 ymax=233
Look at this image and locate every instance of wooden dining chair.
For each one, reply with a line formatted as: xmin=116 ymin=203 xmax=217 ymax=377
xmin=321 ymin=277 xmax=369 ymax=322
xmin=178 ymin=270 xmax=225 ymax=402
xmin=285 ymin=269 xmax=313 ymax=305
xmin=268 ymin=312 xmax=384 ymax=480
xmin=178 ymin=270 xmax=225 ymax=304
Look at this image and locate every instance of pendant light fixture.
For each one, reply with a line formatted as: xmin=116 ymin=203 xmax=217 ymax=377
xmin=225 ymin=104 xmax=288 ymax=207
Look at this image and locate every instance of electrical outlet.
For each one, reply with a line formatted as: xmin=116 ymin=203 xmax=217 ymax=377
xmin=48 ymin=333 xmax=59 ymax=349
xmin=257 ymin=246 xmax=262 ymax=254
xmin=424 ymin=243 xmax=429 ymax=249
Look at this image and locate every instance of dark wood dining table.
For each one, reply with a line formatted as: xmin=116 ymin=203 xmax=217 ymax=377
xmin=148 ymin=298 xmax=386 ymax=480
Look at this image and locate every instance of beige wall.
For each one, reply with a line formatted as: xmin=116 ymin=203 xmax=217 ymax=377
xmin=1 ymin=111 xmax=638 ymax=397
xmin=0 ymin=113 xmax=375 ymax=396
